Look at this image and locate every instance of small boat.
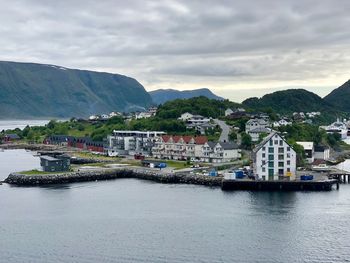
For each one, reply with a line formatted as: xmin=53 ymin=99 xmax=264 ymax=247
xmin=311 ymin=164 xmax=332 ymax=172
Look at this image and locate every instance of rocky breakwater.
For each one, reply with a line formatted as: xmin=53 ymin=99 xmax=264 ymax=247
xmin=5 ymin=168 xmax=222 ymax=187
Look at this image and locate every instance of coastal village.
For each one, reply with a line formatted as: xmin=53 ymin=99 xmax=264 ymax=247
xmin=1 ymin=101 xmax=350 ymax=190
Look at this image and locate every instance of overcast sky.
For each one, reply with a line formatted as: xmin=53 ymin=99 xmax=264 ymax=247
xmin=0 ymin=0 xmax=349 ymax=102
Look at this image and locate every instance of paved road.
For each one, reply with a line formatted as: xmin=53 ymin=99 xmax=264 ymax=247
xmin=214 ymin=119 xmax=230 ymax=142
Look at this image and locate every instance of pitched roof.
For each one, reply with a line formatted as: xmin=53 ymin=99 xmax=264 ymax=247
xmin=219 ymin=142 xmax=239 ymax=150
xmin=40 ymin=155 xmax=59 ymax=161
xmin=5 ymin=133 xmax=20 ymax=139
xmin=252 ymin=132 xmax=277 ymax=153
xmin=249 ymin=127 xmax=271 ymax=133
xmin=161 ymin=135 xmax=171 ymax=142
xmin=194 ymin=136 xmax=208 ymax=144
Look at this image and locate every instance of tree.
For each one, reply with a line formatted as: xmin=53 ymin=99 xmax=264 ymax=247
xmin=327 ymin=133 xmax=341 ymax=147
xmin=241 ymin=132 xmax=252 ymax=150
xmin=229 ymin=131 xmax=237 ymax=141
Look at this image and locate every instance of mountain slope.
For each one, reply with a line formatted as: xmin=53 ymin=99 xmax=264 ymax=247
xmin=324 ymin=80 xmax=350 ymax=111
xmin=242 ymin=89 xmax=334 ymax=113
xmin=0 ymin=61 xmax=152 ymax=118
xmin=149 ymin=88 xmax=224 ymax=104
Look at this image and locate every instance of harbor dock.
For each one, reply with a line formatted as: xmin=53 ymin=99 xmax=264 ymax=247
xmin=221 ymin=178 xmax=339 ymax=191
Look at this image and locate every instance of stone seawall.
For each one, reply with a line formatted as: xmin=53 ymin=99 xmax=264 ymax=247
xmin=5 ymin=168 xmax=222 ymax=187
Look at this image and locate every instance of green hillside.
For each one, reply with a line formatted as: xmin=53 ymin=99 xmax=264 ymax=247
xmin=324 ymin=80 xmax=350 ymax=111
xmin=0 ymin=61 xmax=152 ymax=119
xmin=156 ymin=96 xmax=242 ymax=119
xmin=242 ymin=89 xmax=334 ymax=113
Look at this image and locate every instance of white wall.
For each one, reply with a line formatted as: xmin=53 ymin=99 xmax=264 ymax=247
xmin=254 ymin=134 xmax=296 ymax=180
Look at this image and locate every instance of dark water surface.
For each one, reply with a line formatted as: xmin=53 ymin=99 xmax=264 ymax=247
xmin=1 ymin=150 xmax=350 ymax=263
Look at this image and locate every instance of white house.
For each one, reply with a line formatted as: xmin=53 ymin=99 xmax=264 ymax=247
xmin=152 ymin=135 xmax=240 ymax=163
xmin=252 ymin=132 xmax=297 ymax=181
xmin=245 ymin=118 xmax=269 ymax=133
xmin=135 ymin=112 xmax=153 ymax=119
xmin=152 ymin=135 xmax=208 ymax=160
xmin=323 ymin=119 xmax=348 ymax=139
xmin=109 ymin=111 xmax=122 ymax=118
xmin=101 ymin=114 xmax=110 ymax=120
xmin=273 ymin=119 xmax=292 ymax=127
xmin=108 ymin=130 xmax=165 ymax=156
xmin=88 ymin=115 xmax=99 ymax=120
xmin=314 ymin=145 xmax=330 ymax=160
xmin=202 ymin=142 xmax=241 ymax=163
xmin=178 ymin=112 xmax=194 ymax=121
xmin=296 ymin=141 xmax=314 ymax=164
xmin=225 ymin=108 xmax=234 ymax=116
xmin=249 ymin=127 xmax=272 ymax=142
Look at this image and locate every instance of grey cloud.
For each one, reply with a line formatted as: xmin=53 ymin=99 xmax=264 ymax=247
xmin=0 ymin=0 xmax=349 ymax=100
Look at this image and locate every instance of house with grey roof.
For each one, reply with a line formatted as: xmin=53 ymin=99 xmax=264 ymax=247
xmin=252 ymin=132 xmax=296 ymax=181
xmin=40 ymin=154 xmax=71 ymax=172
xmin=249 ymin=127 xmax=272 ymax=142
xmin=201 ymin=141 xmax=241 ymax=163
xmin=246 ymin=118 xmax=269 ymax=132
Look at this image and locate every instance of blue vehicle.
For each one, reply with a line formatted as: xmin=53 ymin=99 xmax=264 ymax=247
xmin=300 ymin=175 xmax=314 ymax=181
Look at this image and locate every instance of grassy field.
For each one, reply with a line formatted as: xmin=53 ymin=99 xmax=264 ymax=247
xmin=20 ymin=169 xmax=70 ymax=175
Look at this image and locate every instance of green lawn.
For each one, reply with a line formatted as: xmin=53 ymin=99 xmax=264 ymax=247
xmin=20 ymin=169 xmax=69 ymax=175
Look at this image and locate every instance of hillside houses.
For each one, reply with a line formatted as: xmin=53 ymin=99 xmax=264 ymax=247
xmin=107 ymin=130 xmax=165 ymax=156
xmin=178 ymin=112 xmax=215 ymax=134
xmin=273 ymin=118 xmax=292 ymax=127
xmin=152 ymin=135 xmax=240 ymax=163
xmin=44 ymin=135 xmax=106 ymax=153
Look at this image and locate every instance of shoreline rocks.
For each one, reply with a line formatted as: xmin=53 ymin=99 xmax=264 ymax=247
xmin=5 ymin=168 xmax=222 ymax=187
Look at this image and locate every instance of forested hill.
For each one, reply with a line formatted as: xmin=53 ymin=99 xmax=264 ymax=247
xmin=242 ymin=89 xmax=335 ymax=113
xmin=149 ymin=88 xmax=224 ymax=105
xmin=156 ymin=96 xmax=241 ymax=119
xmin=0 ymin=61 xmax=152 ymax=119
xmin=324 ymin=80 xmax=350 ymax=112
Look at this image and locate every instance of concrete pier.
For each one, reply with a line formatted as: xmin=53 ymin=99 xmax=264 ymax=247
xmin=221 ymin=179 xmax=338 ymax=191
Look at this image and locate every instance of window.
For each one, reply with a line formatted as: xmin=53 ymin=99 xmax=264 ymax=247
xmin=287 ymin=147 xmax=291 ymax=152
xmin=269 ymin=140 xmax=273 ymax=146
xmin=269 ymin=155 xmax=274 ymax=161
xmin=287 ymin=168 xmax=291 ymax=172
xmin=287 ymin=160 xmax=290 ymax=165
xmin=262 ymin=153 xmax=266 ymax=158
xmin=262 ymin=147 xmax=266 ymax=151
xmin=274 ymin=140 xmax=278 ymax=145
xmin=278 ymin=148 xmax=284 ymax=154
xmin=278 ymin=162 xmax=284 ymax=167
xmin=268 ymin=161 xmax=274 ymax=168
xmin=278 ymin=154 xmax=284 ymax=160
xmin=287 ymin=153 xmax=291 ymax=158
xmin=268 ymin=148 xmax=274 ymax=153
xmin=279 ymin=140 xmax=283 ymax=146
xmin=262 ymin=167 xmax=266 ymax=172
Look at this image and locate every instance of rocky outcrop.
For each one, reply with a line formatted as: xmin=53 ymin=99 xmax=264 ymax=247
xmin=5 ymin=168 xmax=222 ymax=187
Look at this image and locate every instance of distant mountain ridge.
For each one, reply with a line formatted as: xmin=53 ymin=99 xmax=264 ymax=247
xmin=0 ymin=61 xmax=152 ymax=119
xmin=149 ymin=88 xmax=224 ymax=105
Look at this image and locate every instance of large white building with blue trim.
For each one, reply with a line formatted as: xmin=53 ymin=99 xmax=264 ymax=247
xmin=252 ymin=132 xmax=297 ymax=180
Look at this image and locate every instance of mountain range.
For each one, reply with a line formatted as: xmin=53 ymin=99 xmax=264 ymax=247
xmin=149 ymin=88 xmax=224 ymax=105
xmin=0 ymin=60 xmax=349 ymax=119
xmin=0 ymin=61 xmax=153 ymax=119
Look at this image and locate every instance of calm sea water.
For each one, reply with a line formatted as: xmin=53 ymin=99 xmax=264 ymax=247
xmin=1 ymin=149 xmax=350 ymax=263
xmin=0 ymin=120 xmax=51 ymax=131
